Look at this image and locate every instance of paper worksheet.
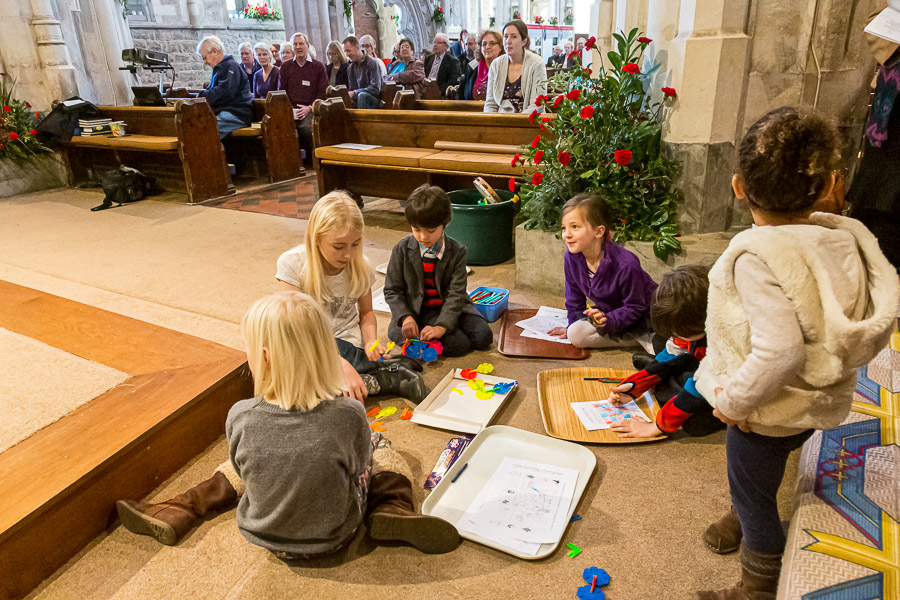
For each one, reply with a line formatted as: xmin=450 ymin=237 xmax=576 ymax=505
xmin=865 ymin=7 xmax=900 ymax=44
xmin=516 ymin=306 xmax=571 ymax=344
xmin=458 ymin=457 xmax=578 ymax=546
xmin=333 ymin=143 xmax=381 ymax=150
xmin=570 ymin=399 xmax=652 ymax=431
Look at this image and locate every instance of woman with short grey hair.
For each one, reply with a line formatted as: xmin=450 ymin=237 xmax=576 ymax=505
xmin=238 ymin=41 xmax=261 ymax=83
xmin=252 ymin=42 xmax=280 ymax=99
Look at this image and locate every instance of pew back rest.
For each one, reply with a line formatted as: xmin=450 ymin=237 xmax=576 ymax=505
xmin=97 ymin=106 xmax=178 ymax=137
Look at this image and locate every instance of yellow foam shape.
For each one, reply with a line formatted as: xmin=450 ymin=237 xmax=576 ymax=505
xmin=451 ymin=388 xmax=463 ymax=394
xmin=468 ymin=379 xmax=486 ymax=391
xmin=375 ymin=406 xmax=397 ymax=419
xmin=475 ymin=390 xmax=494 ymax=400
xmin=476 ymin=363 xmax=494 ymax=374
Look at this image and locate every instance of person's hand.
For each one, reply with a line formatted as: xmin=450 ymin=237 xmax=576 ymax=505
xmin=610 ymin=419 xmax=663 ymax=439
xmin=420 ymin=325 xmax=446 ymax=341
xmin=584 ymin=308 xmax=607 ymax=327
xmin=364 ymin=341 xmax=385 ymax=362
xmin=348 ymin=90 xmax=357 ymax=99
xmin=712 ymin=388 xmax=750 ymax=432
xmin=608 ymin=382 xmax=635 ymax=406
xmin=547 ymin=326 xmax=567 ymax=338
xmin=401 ymin=316 xmax=420 ymax=340
xmin=293 ymin=105 xmax=311 ymax=120
xmin=340 ymin=357 xmax=368 ymax=403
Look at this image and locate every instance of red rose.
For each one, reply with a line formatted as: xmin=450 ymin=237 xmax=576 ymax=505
xmin=622 ymin=62 xmax=640 ymax=75
xmin=583 ymin=68 xmax=592 ymax=76
xmin=511 ymin=153 xmax=522 ymax=167
xmin=580 ymin=105 xmax=594 ymax=119
xmin=568 ymin=51 xmax=579 ymax=61
xmin=29 ymin=129 xmax=37 ymax=135
xmin=9 ymin=132 xmax=18 ymax=140
xmin=532 ymin=171 xmax=543 ymax=185
xmin=552 ymin=94 xmax=564 ymax=108
xmin=528 ymin=109 xmax=539 ymax=124
xmin=508 ymin=178 xmax=516 ymax=192
xmin=638 ymin=37 xmax=652 ymax=44
xmin=661 ymin=87 xmax=677 ymax=98
xmin=614 ymin=149 xmax=632 ymax=166
xmin=2 ymin=106 xmax=9 ymax=112
xmin=566 ymin=89 xmax=581 ymax=100
xmin=558 ymin=151 xmax=571 ymax=166
xmin=585 ymin=36 xmax=596 ymax=50
xmin=535 ymin=94 xmax=547 ymax=106
xmin=34 ymin=111 xmax=40 ymax=118
xmin=534 ymin=150 xmax=544 ymax=163
xmin=531 ymin=134 xmax=541 ymax=149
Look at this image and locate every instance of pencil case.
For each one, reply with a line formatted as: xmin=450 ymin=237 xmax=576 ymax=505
xmin=468 ymin=286 xmax=509 ymax=322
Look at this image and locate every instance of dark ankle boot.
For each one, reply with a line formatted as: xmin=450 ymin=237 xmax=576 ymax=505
xmin=116 ymin=471 xmax=238 ymax=545
xmin=381 ymin=355 xmax=423 ymax=372
xmin=631 ymin=352 xmax=655 ymax=370
xmin=696 ymin=545 xmax=781 ymax=599
xmin=704 ymin=507 xmax=743 ymax=554
xmin=372 ymin=364 xmax=428 ymax=404
xmin=366 ymin=472 xmax=460 ymax=554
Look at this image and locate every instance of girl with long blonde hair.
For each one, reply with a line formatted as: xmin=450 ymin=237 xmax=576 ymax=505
xmin=116 ymin=291 xmax=459 ymax=556
xmin=275 ymin=191 xmax=426 ymax=403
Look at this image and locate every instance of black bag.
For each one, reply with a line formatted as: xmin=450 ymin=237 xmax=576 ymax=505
xmin=91 ymin=167 xmax=155 ymax=212
xmin=35 ymin=97 xmax=101 ymax=145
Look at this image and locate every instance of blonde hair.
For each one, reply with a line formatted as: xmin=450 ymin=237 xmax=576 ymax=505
xmin=242 ymin=291 xmax=344 ymax=410
xmin=326 ymin=40 xmax=349 ymax=65
xmin=302 ymin=190 xmax=373 ymax=303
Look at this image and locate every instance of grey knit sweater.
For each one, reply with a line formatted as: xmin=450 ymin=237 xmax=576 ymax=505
xmin=226 ymin=396 xmax=372 ymax=555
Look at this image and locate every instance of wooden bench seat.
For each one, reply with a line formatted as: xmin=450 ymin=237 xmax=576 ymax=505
xmin=231 ymin=123 xmax=262 ymax=137
xmin=66 ymin=134 xmax=179 ymax=151
xmin=419 ymin=150 xmax=522 ymax=176
xmin=315 ymin=146 xmax=438 ymax=168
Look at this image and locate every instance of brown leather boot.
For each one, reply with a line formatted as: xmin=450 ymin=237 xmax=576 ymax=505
xmin=116 ymin=471 xmax=238 ymax=545
xmin=696 ymin=545 xmax=782 ymax=600
xmin=703 ymin=507 xmax=743 ymax=554
xmin=365 ymin=471 xmax=460 ymax=554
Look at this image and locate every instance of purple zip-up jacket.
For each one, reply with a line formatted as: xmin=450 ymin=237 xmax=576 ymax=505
xmin=564 ymin=242 xmax=657 ymax=336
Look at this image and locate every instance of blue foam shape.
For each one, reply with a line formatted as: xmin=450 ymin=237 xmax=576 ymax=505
xmin=575 ymin=585 xmax=605 ymax=600
xmin=404 ymin=344 xmax=422 ymax=359
xmin=570 ymin=514 xmax=582 ymax=522
xmin=422 ymin=348 xmax=438 ymax=362
xmin=488 ymin=381 xmax=516 ymax=394
xmin=582 ymin=567 xmax=610 ymax=587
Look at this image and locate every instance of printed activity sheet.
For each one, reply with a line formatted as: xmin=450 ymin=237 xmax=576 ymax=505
xmin=516 ymin=306 xmax=571 ymax=345
xmin=864 ymin=6 xmax=900 ymax=44
xmin=570 ymin=398 xmax=652 ymax=431
xmin=457 ymin=457 xmax=578 ymax=549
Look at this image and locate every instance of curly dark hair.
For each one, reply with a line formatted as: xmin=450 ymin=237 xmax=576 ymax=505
xmin=737 ymin=106 xmax=840 ymax=215
xmin=650 ymin=265 xmax=710 ymax=339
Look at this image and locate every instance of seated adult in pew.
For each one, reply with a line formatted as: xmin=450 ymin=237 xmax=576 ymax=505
xmin=279 ymin=32 xmax=327 ymax=160
xmin=343 ymin=35 xmax=382 ymax=109
xmin=456 ymin=34 xmax=480 ymax=97
xmin=196 ymin=35 xmax=253 ymax=139
xmin=385 ymin=38 xmax=425 ymax=98
xmin=484 ymin=20 xmax=547 ymax=113
xmin=360 ymin=34 xmax=388 ymax=79
xmin=325 ymin=41 xmax=350 ymax=88
xmin=252 ymin=43 xmax=280 ymax=100
xmin=452 ymin=29 xmax=503 ymax=101
xmin=423 ymin=33 xmax=460 ymax=98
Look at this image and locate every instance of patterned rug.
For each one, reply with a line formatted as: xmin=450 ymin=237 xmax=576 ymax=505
xmin=207 ymin=174 xmax=318 ymax=219
xmin=779 ymin=321 xmax=900 ymax=599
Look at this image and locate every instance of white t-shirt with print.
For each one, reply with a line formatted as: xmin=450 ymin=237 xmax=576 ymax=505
xmin=275 ymin=246 xmax=374 ymax=348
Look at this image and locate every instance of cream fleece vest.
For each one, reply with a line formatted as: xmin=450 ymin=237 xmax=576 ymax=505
xmin=695 ymin=213 xmax=899 ymax=436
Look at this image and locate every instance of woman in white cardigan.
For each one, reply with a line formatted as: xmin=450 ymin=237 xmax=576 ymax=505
xmin=484 ymin=19 xmax=548 ymax=113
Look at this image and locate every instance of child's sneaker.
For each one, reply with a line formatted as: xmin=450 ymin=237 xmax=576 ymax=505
xmin=372 ymin=364 xmax=429 ymax=404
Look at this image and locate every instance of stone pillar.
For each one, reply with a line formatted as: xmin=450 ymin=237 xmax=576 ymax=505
xmin=30 ymin=0 xmax=79 ymax=100
xmin=91 ymin=0 xmax=138 ymax=105
xmin=285 ymin=0 xmax=342 ymax=54
xmin=353 ymin=0 xmax=380 ymax=44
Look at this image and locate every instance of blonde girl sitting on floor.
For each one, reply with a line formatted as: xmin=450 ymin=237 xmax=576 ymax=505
xmin=276 ymin=191 xmax=427 ymax=404
xmin=116 ymin=292 xmax=460 ymax=556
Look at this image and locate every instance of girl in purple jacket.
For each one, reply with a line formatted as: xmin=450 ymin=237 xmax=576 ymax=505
xmin=547 ymin=193 xmax=657 ymax=351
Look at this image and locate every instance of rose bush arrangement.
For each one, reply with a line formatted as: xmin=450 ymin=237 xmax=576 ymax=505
xmin=516 ymin=29 xmax=683 ymax=259
xmin=0 ymin=73 xmax=48 ymax=163
xmin=239 ymin=2 xmax=282 ymax=21
xmin=431 ymin=6 xmax=446 ymax=25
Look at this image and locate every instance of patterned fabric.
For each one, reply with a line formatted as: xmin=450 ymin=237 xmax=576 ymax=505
xmin=420 ymin=235 xmax=445 ymax=309
xmin=778 ymin=318 xmax=900 ymax=599
xmin=502 ymin=76 xmax=524 ymax=113
xmin=865 ymin=64 xmax=900 ymax=148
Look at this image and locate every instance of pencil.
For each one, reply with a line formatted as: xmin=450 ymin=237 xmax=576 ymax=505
xmin=450 ymin=463 xmax=468 ymax=483
xmin=583 ymin=377 xmax=621 ymax=383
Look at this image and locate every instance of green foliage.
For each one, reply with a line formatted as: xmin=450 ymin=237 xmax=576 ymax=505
xmin=343 ymin=0 xmax=353 ymax=23
xmin=517 ymin=28 xmax=683 ymax=260
xmin=432 ymin=6 xmax=446 ymax=25
xmin=239 ymin=2 xmax=282 ymax=20
xmin=0 ymin=73 xmax=49 ymax=164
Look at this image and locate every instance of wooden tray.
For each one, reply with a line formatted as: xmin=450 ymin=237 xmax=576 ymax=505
xmin=537 ymin=366 xmax=666 ymax=443
xmin=498 ymin=308 xmax=589 ymax=360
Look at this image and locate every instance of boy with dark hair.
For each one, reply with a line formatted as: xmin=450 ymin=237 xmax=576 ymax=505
xmin=609 ymin=265 xmax=724 ymax=439
xmin=384 ymin=184 xmax=493 ymax=357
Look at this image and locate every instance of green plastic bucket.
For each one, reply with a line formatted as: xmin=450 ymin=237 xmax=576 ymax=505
xmin=445 ymin=189 xmax=516 ymax=266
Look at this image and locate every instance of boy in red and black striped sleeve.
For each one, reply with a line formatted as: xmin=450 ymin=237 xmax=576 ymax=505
xmin=384 ymin=185 xmax=492 ymax=357
xmin=609 ymin=265 xmax=724 ymax=438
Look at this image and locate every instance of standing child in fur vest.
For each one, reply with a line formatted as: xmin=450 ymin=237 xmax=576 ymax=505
xmin=695 ymin=107 xmax=900 ymax=600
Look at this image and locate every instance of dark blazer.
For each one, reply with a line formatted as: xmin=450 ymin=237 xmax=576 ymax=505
xmin=547 ymin=54 xmax=564 ymax=68
xmin=384 ymin=235 xmax=481 ymax=333
xmin=326 ymin=62 xmax=350 ymax=88
xmin=423 ymin=52 xmax=460 ymax=98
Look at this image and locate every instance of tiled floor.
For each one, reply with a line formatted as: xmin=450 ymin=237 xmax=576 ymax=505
xmin=208 ymin=174 xmax=318 ymax=219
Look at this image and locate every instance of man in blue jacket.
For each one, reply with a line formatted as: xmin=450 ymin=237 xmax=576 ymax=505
xmin=196 ymin=36 xmax=253 ymax=139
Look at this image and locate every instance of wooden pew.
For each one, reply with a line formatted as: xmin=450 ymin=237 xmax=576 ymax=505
xmin=326 ymin=82 xmax=401 ymax=109
xmin=63 ymin=99 xmax=234 ymax=203
xmin=392 ymin=90 xmax=484 ymax=112
xmin=226 ymin=92 xmax=304 ymax=182
xmin=312 ymin=97 xmax=553 ymax=200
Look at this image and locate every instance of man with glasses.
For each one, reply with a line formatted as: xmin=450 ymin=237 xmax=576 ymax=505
xmin=424 ymin=32 xmax=460 ymax=98
xmin=359 ymin=35 xmax=387 ymax=79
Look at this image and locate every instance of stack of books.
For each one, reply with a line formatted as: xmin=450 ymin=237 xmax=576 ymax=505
xmin=79 ymin=118 xmax=124 ymax=136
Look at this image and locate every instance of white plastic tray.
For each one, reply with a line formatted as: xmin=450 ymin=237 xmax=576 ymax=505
xmin=421 ymin=425 xmax=596 ymax=559
xmin=411 ymin=369 xmax=518 ymax=435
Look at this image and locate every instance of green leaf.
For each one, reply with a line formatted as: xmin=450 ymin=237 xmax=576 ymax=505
xmin=650 ymin=210 xmax=668 ymax=227
xmin=653 ymin=238 xmax=668 ymax=260
xmin=580 ymin=169 xmax=596 ymax=179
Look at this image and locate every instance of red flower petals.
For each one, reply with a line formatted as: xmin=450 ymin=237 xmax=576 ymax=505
xmin=638 ymin=37 xmax=652 ymax=44
xmin=534 ymin=150 xmax=544 ymax=163
xmin=8 ymin=132 xmax=18 ymax=140
xmin=661 ymin=87 xmax=677 ymax=98
xmin=511 ymin=153 xmax=522 ymax=167
xmin=532 ymin=171 xmax=543 ymax=185
xmin=528 ymin=109 xmax=539 ymax=124
xmin=535 ymin=94 xmax=548 ymax=106
xmin=614 ymin=149 xmax=632 ymax=166
xmin=552 ymin=94 xmax=565 ymax=109
xmin=558 ymin=151 xmax=571 ymax=166
xmin=2 ymin=105 xmax=9 ymax=112
xmin=622 ymin=62 xmax=640 ymax=75
xmin=584 ymin=36 xmax=596 ymax=50
xmin=580 ymin=105 xmax=594 ymax=119
xmin=566 ymin=89 xmax=581 ymax=100
xmin=531 ymin=135 xmax=541 ymax=148
xmin=508 ymin=178 xmax=516 ymax=192
xmin=29 ymin=129 xmax=36 ymax=135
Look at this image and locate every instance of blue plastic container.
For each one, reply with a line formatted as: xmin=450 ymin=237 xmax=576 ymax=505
xmin=469 ymin=286 xmax=509 ymax=322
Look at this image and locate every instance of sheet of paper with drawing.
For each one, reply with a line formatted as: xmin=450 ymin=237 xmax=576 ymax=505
xmin=570 ymin=398 xmax=652 ymax=431
xmin=864 ymin=7 xmax=900 ymax=44
xmin=458 ymin=457 xmax=578 ymax=549
xmin=515 ymin=306 xmax=571 ymax=345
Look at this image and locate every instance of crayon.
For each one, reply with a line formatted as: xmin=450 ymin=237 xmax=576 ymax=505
xmin=450 ymin=463 xmax=468 ymax=483
xmin=583 ymin=377 xmax=621 ymax=383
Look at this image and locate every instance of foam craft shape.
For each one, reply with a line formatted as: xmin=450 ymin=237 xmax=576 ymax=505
xmin=566 ymin=542 xmax=582 ymax=557
xmin=451 ymin=388 xmax=463 ymax=394
xmin=375 ymin=406 xmax=397 ymax=419
xmin=369 ymin=421 xmax=385 ymax=432
xmin=366 ymin=406 xmax=381 ymax=417
xmin=400 ymin=408 xmax=413 ymax=420
xmin=460 ymin=368 xmax=478 ymax=379
xmin=476 ymin=363 xmax=494 ymax=374
xmin=487 ymin=382 xmax=515 ymax=394
xmin=570 ymin=514 xmax=582 ymax=522
xmin=575 ymin=585 xmax=605 ymax=600
xmin=386 ymin=342 xmax=395 ymax=352
xmin=582 ymin=568 xmax=610 ymax=587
